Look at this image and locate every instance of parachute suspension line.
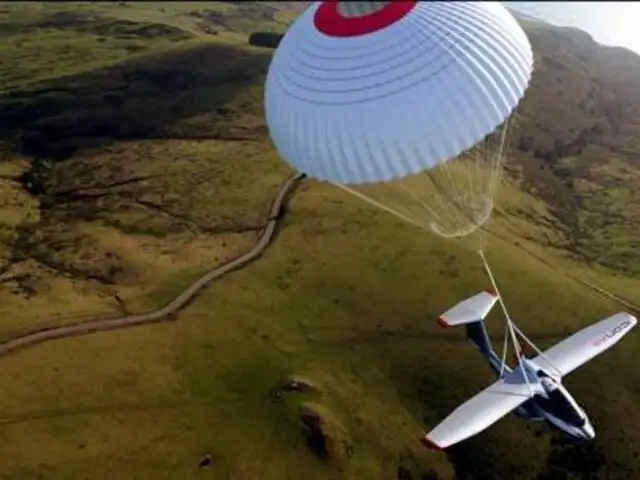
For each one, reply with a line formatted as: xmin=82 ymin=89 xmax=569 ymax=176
xmin=336 ymin=117 xmax=516 ymax=243
xmin=395 ymin=181 xmax=450 ymax=228
xmin=387 ymin=161 xmax=475 ymax=238
xmin=478 ymin=249 xmax=534 ymax=397
xmin=479 ymin=133 xmax=500 ymax=252
xmin=431 ymin=119 xmax=510 ymax=244
xmin=477 ymin=115 xmax=515 ymax=254
xmin=335 ymin=183 xmax=429 ymax=232
xmin=470 ymin=138 xmax=482 ymax=201
xmin=425 ymin=170 xmax=475 ymax=235
xmin=425 ymin=156 xmax=469 ymax=234
xmin=488 ymin=118 xmax=511 ymax=202
xmin=478 ymin=127 xmax=499 ymax=203
xmin=432 ymin=144 xmax=459 ymax=194
xmin=376 ymin=173 xmax=457 ymax=234
xmin=459 ymin=146 xmax=481 ymax=230
xmin=481 ymin=121 xmax=510 ymax=253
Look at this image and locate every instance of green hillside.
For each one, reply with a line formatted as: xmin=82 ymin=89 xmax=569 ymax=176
xmin=0 ymin=3 xmax=638 ymax=479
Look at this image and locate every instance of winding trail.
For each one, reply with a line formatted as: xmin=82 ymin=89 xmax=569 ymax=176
xmin=0 ymin=173 xmax=305 ymax=359
xmin=0 ymin=170 xmax=636 ymax=359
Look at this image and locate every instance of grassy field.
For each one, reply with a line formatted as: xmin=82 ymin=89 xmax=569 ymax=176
xmin=0 ymin=1 xmax=289 ymax=333
xmin=0 ymin=1 xmax=301 ymax=90
xmin=0 ymin=136 xmax=289 ymax=335
xmin=0 ymin=183 xmax=637 ymax=479
xmin=0 ymin=2 xmax=639 ymax=479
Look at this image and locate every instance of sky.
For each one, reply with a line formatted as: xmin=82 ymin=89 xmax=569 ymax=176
xmin=503 ymin=2 xmax=640 ymax=54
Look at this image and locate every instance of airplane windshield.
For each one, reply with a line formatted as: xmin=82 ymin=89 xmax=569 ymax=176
xmin=535 ymin=390 xmax=586 ymax=427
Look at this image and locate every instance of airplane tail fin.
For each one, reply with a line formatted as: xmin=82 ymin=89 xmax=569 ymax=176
xmin=437 ymin=290 xmax=506 ymax=376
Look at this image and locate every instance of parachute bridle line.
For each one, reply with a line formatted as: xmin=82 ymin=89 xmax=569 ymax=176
xmin=478 ymin=249 xmax=564 ymax=382
xmin=478 ymin=249 xmax=534 ymax=396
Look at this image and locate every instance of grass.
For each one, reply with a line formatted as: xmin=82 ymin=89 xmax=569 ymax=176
xmin=572 ymin=158 xmax=640 ymax=274
xmin=0 ymin=4 xmax=198 ymax=91
xmin=0 ymin=2 xmax=288 ymax=332
xmin=0 ymin=0 xmax=297 ymax=92
xmin=0 ymin=137 xmax=288 ymax=334
xmin=0 ymin=182 xmax=637 ymax=479
xmin=0 ymin=2 xmax=638 ymax=479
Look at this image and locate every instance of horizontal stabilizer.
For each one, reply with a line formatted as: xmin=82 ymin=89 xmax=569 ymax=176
xmin=438 ymin=290 xmax=498 ymax=328
xmin=532 ymin=312 xmax=637 ymax=377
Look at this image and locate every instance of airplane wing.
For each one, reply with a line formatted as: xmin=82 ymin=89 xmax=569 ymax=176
xmin=532 ymin=312 xmax=637 ymax=378
xmin=422 ymin=378 xmax=535 ymax=450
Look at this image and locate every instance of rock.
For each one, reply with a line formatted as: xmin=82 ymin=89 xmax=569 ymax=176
xmin=298 ymin=403 xmax=353 ymax=464
xmin=198 ymin=453 xmax=213 ymax=468
xmin=299 ymin=405 xmax=330 ymax=460
xmin=282 ymin=376 xmax=318 ymax=394
xmin=270 ymin=376 xmax=320 ymax=402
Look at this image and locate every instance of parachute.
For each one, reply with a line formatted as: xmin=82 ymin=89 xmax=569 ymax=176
xmin=264 ymin=1 xmax=533 ymax=247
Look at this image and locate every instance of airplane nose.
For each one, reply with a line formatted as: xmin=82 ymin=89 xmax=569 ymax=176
xmin=583 ymin=420 xmax=595 ymax=440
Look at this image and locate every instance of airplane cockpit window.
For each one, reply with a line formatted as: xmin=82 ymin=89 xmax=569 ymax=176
xmin=535 ymin=370 xmax=586 ymax=426
xmin=535 ymin=389 xmax=586 ymax=427
xmin=540 ymin=377 xmax=557 ymax=391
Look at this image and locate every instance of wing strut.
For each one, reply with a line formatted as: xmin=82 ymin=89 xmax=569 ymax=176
xmin=510 ymin=322 xmax=564 ymax=377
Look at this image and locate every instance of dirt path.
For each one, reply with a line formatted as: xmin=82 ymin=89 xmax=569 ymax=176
xmin=0 ymin=171 xmax=635 ymax=359
xmin=0 ymin=173 xmax=305 ymax=358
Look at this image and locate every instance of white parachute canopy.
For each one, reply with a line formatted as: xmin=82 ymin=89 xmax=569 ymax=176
xmin=264 ymin=1 xmax=533 ymax=240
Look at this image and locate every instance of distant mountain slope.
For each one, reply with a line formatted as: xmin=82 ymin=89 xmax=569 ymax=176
xmin=506 ymin=6 xmax=550 ymax=26
xmin=510 ymin=20 xmax=640 ymax=275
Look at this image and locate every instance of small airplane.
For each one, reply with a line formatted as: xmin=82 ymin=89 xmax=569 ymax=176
xmin=420 ymin=289 xmax=638 ymax=450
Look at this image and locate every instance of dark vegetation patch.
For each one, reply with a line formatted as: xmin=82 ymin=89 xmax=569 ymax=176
xmin=188 ymin=2 xmax=292 ymax=34
xmin=537 ymin=437 xmax=609 ymax=480
xmin=1 ymin=40 xmax=270 ymax=217
xmin=1 ymin=42 xmax=270 ymax=161
xmin=249 ymin=32 xmax=282 ymax=49
xmin=0 ymin=39 xmax=273 ymax=294
xmin=0 ymin=21 xmax=32 ymax=38
xmin=36 ymin=11 xmax=192 ymax=41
